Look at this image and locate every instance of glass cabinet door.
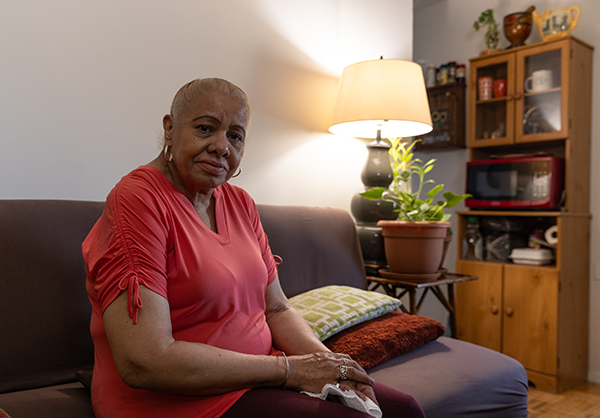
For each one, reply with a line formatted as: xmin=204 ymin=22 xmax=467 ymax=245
xmin=515 ymin=41 xmax=569 ymax=143
xmin=468 ymin=54 xmax=515 ymax=147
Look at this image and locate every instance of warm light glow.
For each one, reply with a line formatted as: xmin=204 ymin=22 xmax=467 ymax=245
xmin=329 ymin=59 xmax=433 ymax=139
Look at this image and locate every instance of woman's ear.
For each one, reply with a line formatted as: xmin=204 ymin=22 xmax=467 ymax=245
xmin=163 ymin=114 xmax=174 ymax=143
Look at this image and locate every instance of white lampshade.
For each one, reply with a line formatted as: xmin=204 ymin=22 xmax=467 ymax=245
xmin=329 ymin=58 xmax=433 ymax=139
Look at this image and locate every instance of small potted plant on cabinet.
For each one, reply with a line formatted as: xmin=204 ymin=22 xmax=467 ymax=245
xmin=474 ymin=9 xmax=500 ymax=54
xmin=360 ymin=138 xmax=470 ymax=277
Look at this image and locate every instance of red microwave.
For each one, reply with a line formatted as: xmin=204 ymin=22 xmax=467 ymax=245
xmin=465 ymin=156 xmax=564 ymax=209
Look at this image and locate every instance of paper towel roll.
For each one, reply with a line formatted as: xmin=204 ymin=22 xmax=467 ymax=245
xmin=545 ymin=225 xmax=558 ymax=245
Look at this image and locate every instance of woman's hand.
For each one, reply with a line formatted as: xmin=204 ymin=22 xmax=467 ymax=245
xmin=339 ymin=381 xmax=379 ymax=406
xmin=338 ymin=358 xmax=379 ymax=406
xmin=284 ymin=352 xmax=377 ymax=404
xmin=264 ymin=279 xmax=378 ymax=404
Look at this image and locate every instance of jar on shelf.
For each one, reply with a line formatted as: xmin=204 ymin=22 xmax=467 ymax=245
xmin=456 ymin=64 xmax=466 ymax=83
xmin=463 ymin=216 xmax=484 ymax=260
xmin=439 ymin=64 xmax=448 ymax=84
xmin=426 ymin=63 xmax=436 ymax=87
xmin=448 ymin=61 xmax=457 ymax=83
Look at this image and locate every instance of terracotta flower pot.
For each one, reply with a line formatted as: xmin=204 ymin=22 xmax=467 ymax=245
xmin=377 ymin=220 xmax=451 ymax=274
xmin=440 ymin=228 xmax=452 ymax=270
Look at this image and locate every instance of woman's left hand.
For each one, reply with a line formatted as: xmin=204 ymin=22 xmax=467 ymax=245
xmin=338 ymin=358 xmax=379 ymax=406
xmin=339 ymin=381 xmax=378 ymax=406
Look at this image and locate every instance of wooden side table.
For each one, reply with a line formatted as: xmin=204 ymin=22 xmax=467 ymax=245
xmin=366 ymin=272 xmax=477 ymax=338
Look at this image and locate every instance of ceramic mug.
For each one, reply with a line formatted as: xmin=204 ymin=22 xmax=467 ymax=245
xmin=478 ymin=76 xmax=493 ymax=101
xmin=524 ymin=70 xmax=552 ymax=93
xmin=493 ymin=79 xmax=507 ymax=98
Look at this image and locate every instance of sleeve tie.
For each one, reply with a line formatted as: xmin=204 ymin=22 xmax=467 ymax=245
xmin=118 ymin=273 xmax=143 ymax=324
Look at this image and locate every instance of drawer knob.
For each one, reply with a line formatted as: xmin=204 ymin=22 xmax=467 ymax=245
xmin=491 ymin=305 xmax=499 ymax=315
xmin=505 ymin=307 xmax=514 ymax=317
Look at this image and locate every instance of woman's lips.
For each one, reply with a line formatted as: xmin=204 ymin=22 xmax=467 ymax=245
xmin=198 ymin=159 xmax=228 ymax=175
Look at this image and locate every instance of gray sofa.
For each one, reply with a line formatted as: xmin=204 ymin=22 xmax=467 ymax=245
xmin=0 ymin=200 xmax=529 ymax=417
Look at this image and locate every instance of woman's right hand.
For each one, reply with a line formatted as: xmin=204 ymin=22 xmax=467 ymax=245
xmin=284 ymin=352 xmax=377 ymax=403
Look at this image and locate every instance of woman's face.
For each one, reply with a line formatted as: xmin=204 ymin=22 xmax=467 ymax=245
xmin=163 ymin=90 xmax=248 ymax=199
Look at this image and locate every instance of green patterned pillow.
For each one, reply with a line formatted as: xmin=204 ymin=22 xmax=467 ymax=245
xmin=289 ymin=286 xmax=402 ymax=341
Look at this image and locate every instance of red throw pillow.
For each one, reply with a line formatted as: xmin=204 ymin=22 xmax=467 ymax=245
xmin=0 ymin=408 xmax=13 ymax=418
xmin=324 ymin=311 xmax=445 ymax=369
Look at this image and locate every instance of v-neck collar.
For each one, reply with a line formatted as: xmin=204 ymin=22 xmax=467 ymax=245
xmin=142 ymin=166 xmax=230 ymax=245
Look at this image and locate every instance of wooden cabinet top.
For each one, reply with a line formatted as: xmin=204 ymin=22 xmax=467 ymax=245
xmin=470 ymin=35 xmax=593 ymax=64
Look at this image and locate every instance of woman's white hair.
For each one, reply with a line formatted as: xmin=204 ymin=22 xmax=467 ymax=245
xmin=169 ymin=78 xmax=251 ymax=123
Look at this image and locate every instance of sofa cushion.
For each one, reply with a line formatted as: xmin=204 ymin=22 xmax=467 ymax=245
xmin=0 ymin=382 xmax=94 ymax=418
xmin=289 ymin=285 xmax=401 ymax=341
xmin=324 ymin=311 xmax=445 ymax=369
xmin=368 ymin=337 xmax=529 ymax=418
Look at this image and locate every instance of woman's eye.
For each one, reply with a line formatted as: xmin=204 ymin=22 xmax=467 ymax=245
xmin=229 ymin=133 xmax=244 ymax=143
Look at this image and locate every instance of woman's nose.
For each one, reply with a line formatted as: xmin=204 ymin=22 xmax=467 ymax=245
xmin=209 ymin=132 xmax=230 ymax=157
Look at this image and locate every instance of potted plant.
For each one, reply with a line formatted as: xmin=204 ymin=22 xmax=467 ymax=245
xmin=474 ymin=9 xmax=500 ymax=53
xmin=360 ymin=138 xmax=470 ymax=275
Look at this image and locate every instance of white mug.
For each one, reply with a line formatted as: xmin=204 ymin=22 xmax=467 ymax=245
xmin=525 ymin=70 xmax=553 ymax=92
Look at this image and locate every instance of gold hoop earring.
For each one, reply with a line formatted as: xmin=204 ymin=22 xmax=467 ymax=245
xmin=163 ymin=144 xmax=173 ymax=162
xmin=232 ymin=167 xmax=242 ymax=178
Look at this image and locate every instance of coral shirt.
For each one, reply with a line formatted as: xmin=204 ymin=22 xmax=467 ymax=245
xmin=83 ymin=166 xmax=278 ymax=418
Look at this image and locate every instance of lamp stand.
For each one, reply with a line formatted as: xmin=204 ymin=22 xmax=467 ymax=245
xmin=350 ymin=130 xmax=397 ymax=267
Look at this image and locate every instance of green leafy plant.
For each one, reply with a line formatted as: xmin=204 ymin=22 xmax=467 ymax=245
xmin=474 ymin=9 xmax=499 ymax=50
xmin=360 ymin=138 xmax=470 ymax=222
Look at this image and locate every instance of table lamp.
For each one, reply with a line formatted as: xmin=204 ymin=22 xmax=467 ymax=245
xmin=329 ymin=57 xmax=433 ymax=267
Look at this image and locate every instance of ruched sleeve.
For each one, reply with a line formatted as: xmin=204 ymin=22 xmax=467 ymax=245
xmin=83 ymin=170 xmax=171 ymax=323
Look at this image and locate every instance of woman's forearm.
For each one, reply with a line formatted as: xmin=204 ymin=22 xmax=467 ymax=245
xmin=267 ymin=303 xmax=329 ymax=355
xmin=129 ymin=340 xmax=289 ymax=396
xmin=264 ymin=277 xmax=329 ymax=355
xmin=104 ymin=286 xmax=288 ymax=396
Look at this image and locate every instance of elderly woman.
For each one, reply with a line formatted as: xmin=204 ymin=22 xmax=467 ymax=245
xmin=83 ymin=78 xmax=424 ymax=418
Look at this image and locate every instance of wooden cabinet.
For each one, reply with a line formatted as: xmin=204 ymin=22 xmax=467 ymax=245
xmin=456 ymin=211 xmax=590 ymax=393
xmin=456 ymin=36 xmax=593 ymax=394
xmin=415 ymin=83 xmax=465 ymax=151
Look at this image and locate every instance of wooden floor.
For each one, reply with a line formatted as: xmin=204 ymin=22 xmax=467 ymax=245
xmin=529 ymin=382 xmax=600 ymax=417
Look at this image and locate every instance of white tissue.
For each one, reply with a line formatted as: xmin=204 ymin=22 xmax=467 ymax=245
xmin=302 ymin=383 xmax=382 ymax=418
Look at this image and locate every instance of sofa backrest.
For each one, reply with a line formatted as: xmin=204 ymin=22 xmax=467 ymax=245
xmin=257 ymin=205 xmax=367 ymax=297
xmin=0 ymin=200 xmax=104 ymax=393
xmin=0 ymin=200 xmax=365 ymax=394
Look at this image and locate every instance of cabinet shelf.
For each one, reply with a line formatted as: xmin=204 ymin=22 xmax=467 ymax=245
xmin=458 ymin=258 xmax=558 ymax=270
xmin=476 ymin=97 xmax=508 ymax=105
xmin=457 ymin=210 xmax=589 ymax=218
xmin=523 ymin=87 xmax=561 ymax=97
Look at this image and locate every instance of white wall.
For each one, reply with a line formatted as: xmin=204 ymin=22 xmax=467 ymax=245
xmin=0 ymin=0 xmax=419 ymax=360
xmin=0 ymin=0 xmax=413 ymax=211
xmin=414 ymin=0 xmax=600 ymax=384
